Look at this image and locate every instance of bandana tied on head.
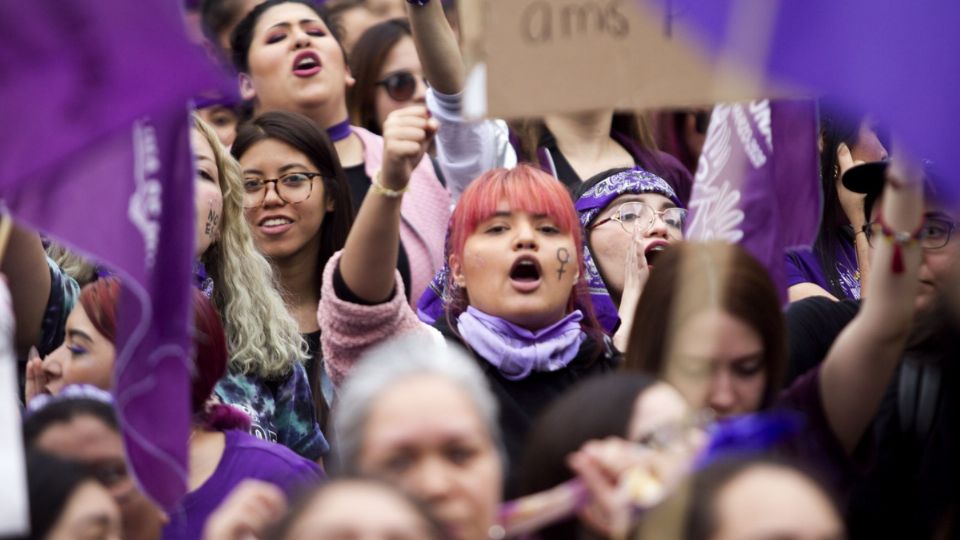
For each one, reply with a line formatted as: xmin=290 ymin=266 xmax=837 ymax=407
xmin=574 ymin=168 xmax=681 ymax=334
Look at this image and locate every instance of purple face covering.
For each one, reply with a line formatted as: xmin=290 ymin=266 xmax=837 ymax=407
xmin=574 ymin=168 xmax=681 ymax=333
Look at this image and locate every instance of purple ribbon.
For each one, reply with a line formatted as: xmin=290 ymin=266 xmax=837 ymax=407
xmin=326 ymin=118 xmax=353 ymax=142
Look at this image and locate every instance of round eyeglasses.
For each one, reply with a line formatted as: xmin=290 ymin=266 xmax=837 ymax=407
xmin=376 ymin=70 xmax=427 ymax=102
xmin=242 ymin=172 xmax=321 ymax=209
xmin=861 ymin=217 xmax=957 ymax=250
xmin=591 ymin=202 xmax=687 ymax=235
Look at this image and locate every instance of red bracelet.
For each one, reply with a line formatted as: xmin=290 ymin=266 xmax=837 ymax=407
xmin=874 ymin=210 xmax=924 ymax=274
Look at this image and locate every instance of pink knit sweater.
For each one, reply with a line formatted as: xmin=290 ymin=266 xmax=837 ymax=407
xmin=351 ymin=127 xmax=450 ymax=306
xmin=318 ymin=250 xmax=437 ymax=387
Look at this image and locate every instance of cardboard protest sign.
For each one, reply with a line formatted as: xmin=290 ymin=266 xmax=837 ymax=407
xmin=459 ymin=0 xmax=802 ymax=119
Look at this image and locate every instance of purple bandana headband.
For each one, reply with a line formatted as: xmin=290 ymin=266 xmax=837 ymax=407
xmin=574 ymin=168 xmax=681 ymax=333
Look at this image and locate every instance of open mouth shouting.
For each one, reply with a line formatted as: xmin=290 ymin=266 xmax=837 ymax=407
xmin=644 ymin=240 xmax=670 ymax=268
xmin=292 ymin=50 xmax=322 ymax=77
xmin=509 ymin=256 xmax=543 ymax=293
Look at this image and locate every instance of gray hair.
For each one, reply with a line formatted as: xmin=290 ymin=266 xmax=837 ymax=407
xmin=333 ymin=333 xmax=503 ymax=473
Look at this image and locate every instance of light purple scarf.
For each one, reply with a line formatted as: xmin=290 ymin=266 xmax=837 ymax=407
xmin=457 ymin=307 xmax=587 ymax=381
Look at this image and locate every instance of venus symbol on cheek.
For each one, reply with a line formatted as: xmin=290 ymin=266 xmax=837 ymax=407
xmin=556 ymin=247 xmax=570 ymax=280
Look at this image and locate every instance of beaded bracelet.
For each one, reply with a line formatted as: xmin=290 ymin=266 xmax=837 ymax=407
xmin=874 ymin=210 xmax=923 ymax=274
xmin=371 ymin=170 xmax=409 ymax=199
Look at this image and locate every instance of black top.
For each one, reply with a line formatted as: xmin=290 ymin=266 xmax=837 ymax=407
xmin=342 ymin=164 xmax=412 ymax=301
xmin=785 ymin=297 xmax=960 ymax=538
xmin=785 ymin=297 xmax=859 ymax=385
xmin=434 ymin=316 xmax=620 ymax=497
xmin=538 ymin=129 xmax=695 ymax=206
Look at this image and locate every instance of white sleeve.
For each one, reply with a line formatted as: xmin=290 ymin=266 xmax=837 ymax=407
xmin=428 ymin=88 xmax=517 ymax=203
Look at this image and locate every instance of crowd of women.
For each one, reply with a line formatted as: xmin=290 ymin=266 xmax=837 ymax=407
xmin=7 ymin=0 xmax=959 ymax=538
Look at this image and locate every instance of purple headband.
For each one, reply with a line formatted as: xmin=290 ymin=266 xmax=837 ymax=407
xmin=575 ymin=168 xmax=681 ymax=334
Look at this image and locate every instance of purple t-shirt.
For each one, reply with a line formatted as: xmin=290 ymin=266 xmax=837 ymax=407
xmin=785 ymin=238 xmax=861 ymax=300
xmin=162 ymin=429 xmax=323 ymax=540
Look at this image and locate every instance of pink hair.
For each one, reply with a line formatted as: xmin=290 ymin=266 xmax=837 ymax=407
xmin=446 ymin=165 xmax=597 ymax=330
xmin=450 ymin=165 xmax=585 ymax=273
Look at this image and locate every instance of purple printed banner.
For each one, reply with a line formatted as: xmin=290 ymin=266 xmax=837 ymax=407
xmin=652 ymin=0 xmax=960 ymax=198
xmin=0 ymin=1 xmax=234 ymax=510
xmin=685 ymin=100 xmax=821 ymax=302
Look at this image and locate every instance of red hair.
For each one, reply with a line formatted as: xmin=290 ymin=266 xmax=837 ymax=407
xmin=446 ymin=165 xmax=600 ymax=336
xmin=79 ymin=279 xmax=121 ymax=344
xmin=80 ymin=279 xmax=247 ymax=429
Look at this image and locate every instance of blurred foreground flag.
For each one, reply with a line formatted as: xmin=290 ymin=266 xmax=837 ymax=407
xmin=657 ymin=0 xmax=960 ymax=196
xmin=0 ymin=278 xmax=28 ymax=535
xmin=685 ymin=100 xmax=821 ymax=303
xmin=0 ymin=0 xmax=235 ymax=510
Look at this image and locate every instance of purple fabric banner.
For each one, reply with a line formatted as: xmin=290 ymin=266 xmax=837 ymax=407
xmin=652 ymin=0 xmax=960 ymax=198
xmin=0 ymin=1 xmax=234 ymax=510
xmin=685 ymin=100 xmax=821 ymax=302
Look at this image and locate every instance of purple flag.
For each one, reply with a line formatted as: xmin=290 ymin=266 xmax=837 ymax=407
xmin=653 ymin=0 xmax=960 ymax=198
xmin=685 ymin=100 xmax=821 ymax=302
xmin=0 ymin=1 xmax=234 ymax=510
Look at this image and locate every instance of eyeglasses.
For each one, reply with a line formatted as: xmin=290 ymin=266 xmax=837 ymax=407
xmin=242 ymin=172 xmax=321 ymax=209
xmin=861 ymin=217 xmax=957 ymax=250
xmin=376 ymin=70 xmax=427 ymax=102
xmin=591 ymin=202 xmax=687 ymax=235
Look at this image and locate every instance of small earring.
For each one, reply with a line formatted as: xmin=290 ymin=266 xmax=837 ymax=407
xmin=833 ymin=163 xmax=840 ymax=181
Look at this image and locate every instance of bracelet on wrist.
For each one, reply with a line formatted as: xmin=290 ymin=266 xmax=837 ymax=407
xmin=874 ymin=210 xmax=924 ymax=274
xmin=371 ymin=170 xmax=409 ymax=199
xmin=406 ymin=0 xmax=431 ymax=5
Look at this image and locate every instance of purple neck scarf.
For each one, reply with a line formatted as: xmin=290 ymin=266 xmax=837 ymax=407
xmin=457 ymin=307 xmax=586 ymax=381
xmin=326 ymin=118 xmax=352 ymax=142
xmin=574 ymin=168 xmax=681 ymax=333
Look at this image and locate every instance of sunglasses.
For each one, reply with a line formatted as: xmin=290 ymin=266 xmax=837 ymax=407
xmin=376 ymin=70 xmax=427 ymax=102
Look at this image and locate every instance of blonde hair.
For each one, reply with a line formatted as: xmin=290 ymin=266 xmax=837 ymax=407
xmin=45 ymin=243 xmax=97 ymax=286
xmin=193 ymin=114 xmax=306 ymax=377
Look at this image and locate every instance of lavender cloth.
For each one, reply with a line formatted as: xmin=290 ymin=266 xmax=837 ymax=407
xmin=785 ymin=240 xmax=861 ymax=300
xmin=574 ymin=168 xmax=681 ymax=333
xmin=0 ymin=0 xmax=235 ymax=509
xmin=161 ymin=429 xmax=322 ymax=540
xmin=457 ymin=307 xmax=587 ymax=381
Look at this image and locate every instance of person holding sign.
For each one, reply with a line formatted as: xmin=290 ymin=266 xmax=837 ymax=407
xmin=405 ymin=0 xmax=692 ymax=203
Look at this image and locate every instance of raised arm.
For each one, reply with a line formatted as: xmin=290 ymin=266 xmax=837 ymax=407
xmin=407 ymin=1 xmax=464 ymax=95
xmin=3 ymin=222 xmax=52 ymax=356
xmin=819 ymin=156 xmax=924 ymax=453
xmin=339 ymin=106 xmax=438 ymax=303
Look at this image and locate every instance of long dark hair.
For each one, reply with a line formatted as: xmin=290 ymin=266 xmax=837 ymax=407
xmin=347 ymin=18 xmax=412 ymax=134
xmin=816 ymin=101 xmax=870 ymax=298
xmin=231 ymin=110 xmax=356 ymax=281
xmin=624 ymin=242 xmax=786 ymax=409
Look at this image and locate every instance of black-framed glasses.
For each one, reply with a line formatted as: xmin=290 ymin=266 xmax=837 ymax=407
xmin=376 ymin=70 xmax=427 ymax=102
xmin=242 ymin=172 xmax=321 ymax=209
xmin=861 ymin=217 xmax=957 ymax=250
xmin=591 ymin=202 xmax=687 ymax=235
